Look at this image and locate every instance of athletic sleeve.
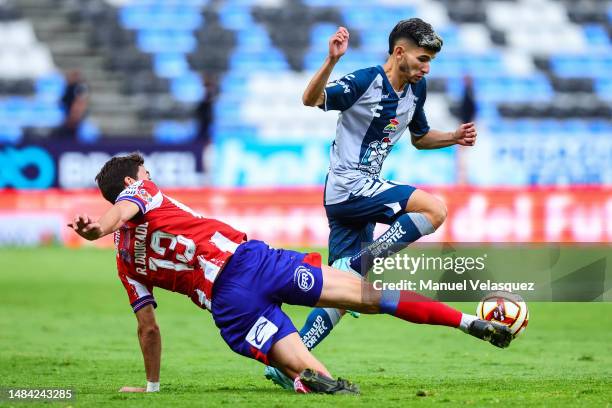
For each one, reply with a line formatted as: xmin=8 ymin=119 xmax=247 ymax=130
xmin=115 ymin=180 xmax=163 ymax=215
xmin=118 ymin=270 xmax=157 ymax=313
xmin=320 ymin=67 xmax=376 ymax=112
xmin=408 ymin=79 xmax=430 ymax=137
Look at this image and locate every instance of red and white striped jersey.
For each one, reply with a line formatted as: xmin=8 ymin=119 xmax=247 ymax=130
xmin=114 ymin=180 xmax=247 ymax=312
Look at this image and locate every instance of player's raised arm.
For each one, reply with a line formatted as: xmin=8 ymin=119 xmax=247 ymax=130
xmin=119 ymin=304 xmax=162 ymax=393
xmin=68 ymin=200 xmax=140 ymax=241
xmin=302 ymin=27 xmax=349 ymax=107
xmin=411 ymin=123 xmax=478 ymax=150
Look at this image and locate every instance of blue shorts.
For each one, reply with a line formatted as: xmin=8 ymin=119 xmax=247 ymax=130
xmin=211 ymin=240 xmax=324 ymax=365
xmin=325 ymin=182 xmax=416 ymax=265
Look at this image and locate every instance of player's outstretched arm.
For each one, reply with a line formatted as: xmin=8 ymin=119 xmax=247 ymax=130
xmin=411 ymin=122 xmax=478 ymax=150
xmin=67 ymin=200 xmax=140 ymax=240
xmin=119 ymin=305 xmax=162 ymax=393
xmin=302 ymin=27 xmax=349 ymax=107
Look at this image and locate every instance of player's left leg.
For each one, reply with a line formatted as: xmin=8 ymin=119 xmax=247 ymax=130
xmin=347 ymin=187 xmax=444 ymax=274
xmin=267 ymin=332 xmax=330 ymax=380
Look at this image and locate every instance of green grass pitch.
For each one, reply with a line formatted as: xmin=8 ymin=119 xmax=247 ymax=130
xmin=1 ymin=247 xmax=611 ymax=407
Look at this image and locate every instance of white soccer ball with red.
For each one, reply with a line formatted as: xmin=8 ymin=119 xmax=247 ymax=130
xmin=476 ymin=291 xmax=529 ymax=338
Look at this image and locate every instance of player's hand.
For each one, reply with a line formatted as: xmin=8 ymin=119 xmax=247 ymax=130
xmin=118 ymin=386 xmax=146 ymax=393
xmin=67 ymin=214 xmax=103 ymax=241
xmin=329 ymin=27 xmax=349 ymax=61
xmin=454 ymin=122 xmax=477 ymax=146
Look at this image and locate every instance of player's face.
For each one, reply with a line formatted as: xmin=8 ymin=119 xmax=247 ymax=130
xmin=136 ymin=165 xmax=151 ymax=181
xmin=398 ymin=45 xmax=436 ymax=84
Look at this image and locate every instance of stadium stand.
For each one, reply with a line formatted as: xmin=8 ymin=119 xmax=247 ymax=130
xmin=0 ymin=0 xmax=609 ymax=162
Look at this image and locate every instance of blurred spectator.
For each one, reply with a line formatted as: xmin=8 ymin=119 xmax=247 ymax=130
xmin=458 ymin=75 xmax=476 ymax=124
xmin=195 ymin=73 xmax=219 ymax=145
xmin=457 ymin=75 xmax=477 ymax=185
xmin=57 ymin=70 xmax=89 ymax=138
xmin=195 ymin=73 xmax=219 ymax=184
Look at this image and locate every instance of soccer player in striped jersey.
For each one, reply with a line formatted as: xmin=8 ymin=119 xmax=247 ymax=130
xmin=69 ymin=153 xmax=509 ymax=395
xmin=265 ymin=19 xmax=479 ymax=387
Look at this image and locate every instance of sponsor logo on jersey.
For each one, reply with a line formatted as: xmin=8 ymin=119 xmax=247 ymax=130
xmin=294 ymin=265 xmax=315 ymax=292
xmin=383 ymin=118 xmax=400 ymax=134
xmin=246 ymin=316 xmax=278 ymax=350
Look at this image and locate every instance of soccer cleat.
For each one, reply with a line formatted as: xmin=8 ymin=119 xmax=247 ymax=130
xmin=467 ymin=319 xmax=513 ymax=348
xmin=264 ymin=365 xmax=294 ymax=390
xmin=298 ymin=368 xmax=360 ymax=395
xmin=331 ymin=257 xmax=361 ymax=318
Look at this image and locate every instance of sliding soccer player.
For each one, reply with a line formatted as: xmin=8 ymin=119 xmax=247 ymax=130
xmin=69 ymin=153 xmax=508 ymax=395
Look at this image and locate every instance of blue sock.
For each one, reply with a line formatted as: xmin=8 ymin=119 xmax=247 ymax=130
xmin=349 ymin=212 xmax=434 ymax=274
xmin=299 ymin=308 xmax=342 ymax=350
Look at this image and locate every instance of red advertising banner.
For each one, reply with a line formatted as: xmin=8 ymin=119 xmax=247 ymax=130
xmin=0 ymin=187 xmax=610 ymax=247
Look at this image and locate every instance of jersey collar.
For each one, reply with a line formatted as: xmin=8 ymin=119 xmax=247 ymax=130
xmin=376 ymin=65 xmax=410 ymax=99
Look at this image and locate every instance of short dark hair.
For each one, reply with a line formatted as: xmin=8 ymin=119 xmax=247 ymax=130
xmin=388 ymin=18 xmax=443 ymax=54
xmin=95 ymin=152 xmax=144 ymax=203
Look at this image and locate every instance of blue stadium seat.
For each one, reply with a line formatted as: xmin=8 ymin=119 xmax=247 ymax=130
xmin=236 ymin=27 xmax=272 ymax=52
xmin=583 ymin=24 xmax=610 ymax=47
xmin=594 ymin=78 xmax=612 ymax=100
xmin=359 ymin=29 xmax=390 ymax=52
xmin=303 ymin=0 xmax=356 ymax=6
xmin=474 ymin=75 xmax=552 ymax=102
xmin=121 ymin=5 xmax=202 ymax=30
xmin=0 ymin=97 xmax=31 ymax=126
xmin=218 ymin=3 xmax=253 ymax=30
xmin=476 ymin=102 xmax=500 ymax=121
xmin=437 ymin=26 xmax=460 ymax=49
xmin=551 ymin=55 xmax=612 ymax=78
xmin=170 ymin=74 xmax=204 ymax=103
xmin=153 ymin=120 xmax=196 ymax=143
xmin=35 ymin=74 xmax=65 ymax=102
xmin=28 ymin=101 xmax=63 ymax=127
xmin=0 ymin=121 xmax=22 ymax=144
xmin=588 ymin=120 xmax=612 ymax=134
xmin=137 ymin=30 xmax=196 ymax=53
xmin=154 ymin=53 xmax=190 ymax=78
xmin=230 ymin=49 xmax=288 ymax=72
xmin=77 ymin=120 xmax=101 ymax=144
xmin=343 ymin=6 xmax=415 ymax=30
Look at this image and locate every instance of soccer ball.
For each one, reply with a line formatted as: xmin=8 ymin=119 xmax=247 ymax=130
xmin=476 ymin=291 xmax=529 ymax=338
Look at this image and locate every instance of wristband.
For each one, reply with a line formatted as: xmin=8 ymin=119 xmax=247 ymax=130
xmin=146 ymin=381 xmax=160 ymax=392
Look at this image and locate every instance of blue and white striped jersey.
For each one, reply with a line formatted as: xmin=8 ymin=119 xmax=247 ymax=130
xmin=321 ymin=65 xmax=430 ymax=205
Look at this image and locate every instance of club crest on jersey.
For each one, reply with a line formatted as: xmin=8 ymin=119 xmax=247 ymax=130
xmin=136 ymin=188 xmax=153 ymax=203
xmin=383 ymin=118 xmax=400 ymax=134
xmin=294 ymin=266 xmax=315 ymax=292
xmin=358 ymin=137 xmax=393 ymax=174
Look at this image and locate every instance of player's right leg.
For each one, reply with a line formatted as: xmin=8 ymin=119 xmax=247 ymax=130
xmin=267 ymin=334 xmax=359 ymax=394
xmin=316 ymin=265 xmax=513 ymax=349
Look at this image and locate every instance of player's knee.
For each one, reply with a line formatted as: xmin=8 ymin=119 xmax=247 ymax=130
xmin=358 ymin=285 xmax=381 ymax=314
xmin=425 ymin=200 xmax=447 ymax=230
xmin=138 ymin=323 xmax=160 ymax=338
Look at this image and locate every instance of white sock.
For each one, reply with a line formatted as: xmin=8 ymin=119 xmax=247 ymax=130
xmin=458 ymin=313 xmax=478 ymax=333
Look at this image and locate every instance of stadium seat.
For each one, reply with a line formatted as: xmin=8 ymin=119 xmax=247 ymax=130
xmin=137 ymin=30 xmax=196 ymax=53
xmin=170 ymin=74 xmax=204 ymax=103
xmin=153 ymin=120 xmax=197 ymax=143
xmin=154 ymin=53 xmax=190 ymax=78
xmin=0 ymin=121 xmax=22 ymax=144
xmin=77 ymin=120 xmax=101 ymax=144
xmin=35 ymin=74 xmax=66 ymax=102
